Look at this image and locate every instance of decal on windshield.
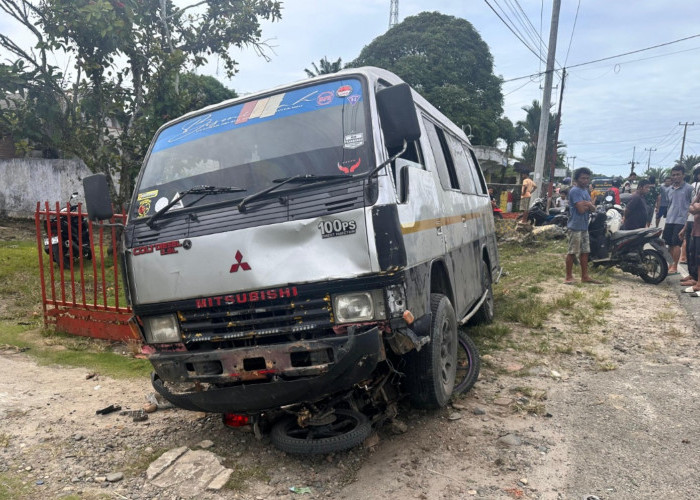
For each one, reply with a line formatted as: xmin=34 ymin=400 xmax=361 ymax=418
xmin=151 ymin=79 xmax=364 ymax=153
xmin=137 ymin=199 xmax=151 ymax=218
xmin=344 ymin=133 xmax=364 ymax=149
xmin=154 ymin=197 xmax=169 ymax=212
xmin=137 ymin=190 xmax=158 ymax=201
xmin=318 ymin=219 xmax=357 ymax=239
xmin=338 ymin=157 xmax=361 ymax=174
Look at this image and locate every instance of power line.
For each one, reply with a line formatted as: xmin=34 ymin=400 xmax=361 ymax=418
xmin=563 ymin=0 xmax=581 ymax=67
xmin=484 ymin=0 xmax=547 ymax=64
xmin=507 ymin=0 xmax=549 ymax=60
xmin=502 ymin=32 xmax=700 ymax=83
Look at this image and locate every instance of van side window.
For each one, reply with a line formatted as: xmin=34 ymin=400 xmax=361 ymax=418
xmin=423 ymin=117 xmax=459 ymax=191
xmin=444 ymin=133 xmax=476 ymax=194
xmin=466 ymin=147 xmax=488 ymax=195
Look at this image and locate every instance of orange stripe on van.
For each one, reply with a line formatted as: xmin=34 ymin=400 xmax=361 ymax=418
xmin=400 ymin=213 xmax=482 ymax=234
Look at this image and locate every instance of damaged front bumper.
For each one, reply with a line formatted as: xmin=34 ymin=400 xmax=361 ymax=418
xmin=150 ymin=327 xmax=384 ymax=414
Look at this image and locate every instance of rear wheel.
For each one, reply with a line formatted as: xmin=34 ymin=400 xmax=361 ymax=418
xmin=454 ymin=331 xmax=481 ymax=395
xmin=270 ymin=409 xmax=371 ymax=455
xmin=639 ymin=249 xmax=668 ymax=284
xmin=405 ymin=294 xmax=458 ymax=409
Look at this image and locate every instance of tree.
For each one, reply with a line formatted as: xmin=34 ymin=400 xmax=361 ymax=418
xmin=517 ymin=100 xmax=566 ymax=173
xmin=675 ymin=155 xmax=700 ymax=172
xmin=0 ymin=0 xmax=281 ymax=203
xmin=348 ymin=11 xmax=503 ymax=146
xmin=304 ymin=57 xmax=343 ymax=77
xmin=643 ymin=166 xmax=671 ymax=181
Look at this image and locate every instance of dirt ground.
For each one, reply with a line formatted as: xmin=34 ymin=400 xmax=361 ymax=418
xmin=1 ymin=219 xmax=699 ymax=499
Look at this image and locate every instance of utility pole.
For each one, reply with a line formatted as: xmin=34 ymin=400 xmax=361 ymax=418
xmin=547 ymin=68 xmax=566 ymax=206
xmin=679 ymin=121 xmax=695 ymax=164
xmin=628 ymin=146 xmax=638 ymax=174
xmin=644 ymin=147 xmax=656 ymax=170
xmin=533 ymin=0 xmax=562 ymax=197
xmin=567 ymin=155 xmax=576 ymax=177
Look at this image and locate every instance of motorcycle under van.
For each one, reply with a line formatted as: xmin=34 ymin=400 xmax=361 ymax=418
xmin=84 ymin=67 xmax=500 ymax=454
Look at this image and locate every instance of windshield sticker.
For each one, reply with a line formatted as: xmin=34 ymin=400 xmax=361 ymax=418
xmin=151 ymin=79 xmax=364 ymax=154
xmin=137 ymin=199 xmax=152 ymax=218
xmin=338 ymin=157 xmax=361 ymax=174
xmin=317 ymin=91 xmax=334 ymax=106
xmin=137 ymin=190 xmax=158 ymax=201
xmin=318 ymin=219 xmax=357 ymax=239
xmin=154 ymin=197 xmax=169 ymax=212
xmin=344 ymin=133 xmax=364 ymax=150
xmin=336 ymin=85 xmax=353 ymax=97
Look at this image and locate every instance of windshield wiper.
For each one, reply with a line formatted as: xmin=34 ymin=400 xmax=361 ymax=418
xmin=237 ymin=174 xmax=346 ymax=213
xmin=147 ymin=185 xmax=246 ymax=229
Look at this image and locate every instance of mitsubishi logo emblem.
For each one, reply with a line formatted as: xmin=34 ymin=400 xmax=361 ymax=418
xmin=230 ymin=250 xmax=251 ymax=273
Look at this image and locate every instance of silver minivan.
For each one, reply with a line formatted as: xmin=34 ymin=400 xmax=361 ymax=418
xmin=84 ymin=67 xmax=499 ymax=454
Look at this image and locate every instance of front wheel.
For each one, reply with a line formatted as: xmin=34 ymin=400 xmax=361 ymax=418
xmin=404 ymin=294 xmax=458 ymax=409
xmin=270 ymin=409 xmax=371 ymax=455
xmin=639 ymin=249 xmax=668 ymax=284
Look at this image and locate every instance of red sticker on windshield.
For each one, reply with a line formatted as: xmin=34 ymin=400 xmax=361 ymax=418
xmin=317 ymin=91 xmax=334 ymax=106
xmin=336 ymin=85 xmax=352 ymax=97
xmin=338 ymin=158 xmax=361 ymax=174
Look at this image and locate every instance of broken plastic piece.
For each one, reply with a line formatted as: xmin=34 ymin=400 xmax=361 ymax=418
xmin=96 ymin=404 xmax=121 ymax=415
xmin=289 ymin=486 xmax=312 ymax=494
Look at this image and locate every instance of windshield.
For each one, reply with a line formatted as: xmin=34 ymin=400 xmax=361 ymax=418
xmin=133 ymin=77 xmax=373 ymax=219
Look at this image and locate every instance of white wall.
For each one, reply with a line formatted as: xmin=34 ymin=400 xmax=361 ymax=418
xmin=0 ymin=159 xmax=93 ymax=218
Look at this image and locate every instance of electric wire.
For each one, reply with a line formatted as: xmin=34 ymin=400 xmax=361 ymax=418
xmin=502 ymin=32 xmax=700 ymax=83
xmin=563 ymin=0 xmax=581 ymax=67
xmin=505 ymin=0 xmax=548 ymax=60
xmin=484 ymin=0 xmax=547 ymax=64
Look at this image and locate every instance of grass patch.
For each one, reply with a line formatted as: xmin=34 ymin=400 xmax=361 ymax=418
xmin=0 ymin=473 xmax=33 ymax=500
xmin=224 ymin=463 xmax=271 ymax=491
xmin=123 ymin=447 xmax=170 ymax=478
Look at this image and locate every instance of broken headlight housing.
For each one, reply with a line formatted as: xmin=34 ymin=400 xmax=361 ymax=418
xmin=333 ymin=290 xmax=386 ymax=323
xmin=142 ymin=314 xmax=181 ymax=343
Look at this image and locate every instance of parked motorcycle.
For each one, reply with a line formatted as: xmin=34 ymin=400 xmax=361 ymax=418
xmin=43 ymin=192 xmax=93 ymax=265
xmin=525 ymin=198 xmax=568 ymax=227
xmin=588 ymin=199 xmax=669 ymax=284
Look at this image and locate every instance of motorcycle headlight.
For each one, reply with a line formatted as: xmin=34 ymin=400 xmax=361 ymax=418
xmin=333 ymin=290 xmax=386 ymax=323
xmin=142 ymin=315 xmax=181 ymax=343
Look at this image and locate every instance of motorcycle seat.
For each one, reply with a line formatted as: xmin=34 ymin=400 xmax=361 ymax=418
xmin=610 ymin=228 xmax=655 ymax=241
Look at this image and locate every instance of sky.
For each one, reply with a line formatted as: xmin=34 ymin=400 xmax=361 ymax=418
xmin=2 ymin=0 xmax=699 ymax=178
xmin=211 ymin=0 xmax=700 ymax=178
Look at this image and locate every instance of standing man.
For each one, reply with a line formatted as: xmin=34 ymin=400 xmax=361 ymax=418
xmin=565 ymin=167 xmax=601 ymax=284
xmin=621 ymin=180 xmax=650 ymax=230
xmin=655 ymin=177 xmax=672 ymax=227
xmin=643 ymin=175 xmax=658 ymax=227
xmin=663 ymin=165 xmax=694 ymax=275
xmin=520 ymin=171 xmax=536 ymax=221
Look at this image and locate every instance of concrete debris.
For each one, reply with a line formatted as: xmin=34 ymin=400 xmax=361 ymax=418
xmin=147 ymin=447 xmax=233 ymax=496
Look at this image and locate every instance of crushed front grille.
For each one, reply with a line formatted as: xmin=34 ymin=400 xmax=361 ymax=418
xmin=178 ymin=294 xmax=332 ymax=343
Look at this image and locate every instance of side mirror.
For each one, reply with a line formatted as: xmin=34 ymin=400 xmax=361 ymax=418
xmin=83 ymin=174 xmax=114 ymax=221
xmin=376 ymin=83 xmax=421 ymax=149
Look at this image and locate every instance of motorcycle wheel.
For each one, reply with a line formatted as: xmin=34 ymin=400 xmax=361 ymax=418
xmin=453 ymin=332 xmax=481 ymax=395
xmin=639 ymin=249 xmax=668 ymax=284
xmin=50 ymin=243 xmax=71 ymax=266
xmin=270 ymin=408 xmax=371 ymax=455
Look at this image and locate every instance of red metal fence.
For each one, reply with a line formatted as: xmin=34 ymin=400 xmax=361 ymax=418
xmin=35 ymin=202 xmax=137 ymax=341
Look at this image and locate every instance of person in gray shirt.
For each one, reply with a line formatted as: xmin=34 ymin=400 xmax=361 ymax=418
xmin=655 ymin=176 xmax=673 ymax=227
xmin=663 ymin=165 xmax=695 ymax=274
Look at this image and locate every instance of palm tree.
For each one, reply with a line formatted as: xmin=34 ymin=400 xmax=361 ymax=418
xmin=304 ymin=57 xmax=343 ymax=77
xmin=517 ymin=100 xmax=566 ymax=172
xmin=675 ymin=154 xmax=700 ymax=171
xmin=643 ymin=166 xmax=671 ymax=181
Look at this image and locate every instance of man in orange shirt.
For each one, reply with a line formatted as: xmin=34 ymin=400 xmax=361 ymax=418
xmin=520 ymin=171 xmax=536 ymax=213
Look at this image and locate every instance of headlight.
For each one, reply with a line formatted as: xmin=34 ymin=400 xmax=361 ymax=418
xmin=333 ymin=290 xmax=386 ymax=323
xmin=142 ymin=315 xmax=181 ymax=343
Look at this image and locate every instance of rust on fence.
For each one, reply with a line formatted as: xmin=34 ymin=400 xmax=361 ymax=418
xmin=35 ymin=202 xmax=137 ymax=341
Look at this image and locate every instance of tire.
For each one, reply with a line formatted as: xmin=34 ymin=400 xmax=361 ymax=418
xmin=270 ymin=409 xmax=371 ymax=455
xmin=50 ymin=243 xmax=71 ymax=266
xmin=404 ymin=294 xmax=458 ymax=409
xmin=470 ymin=261 xmax=494 ymax=325
xmin=453 ymin=331 xmax=481 ymax=395
xmin=639 ymin=249 xmax=668 ymax=284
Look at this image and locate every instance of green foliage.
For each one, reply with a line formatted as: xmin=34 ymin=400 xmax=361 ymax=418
xmin=517 ymin=100 xmax=566 ymax=172
xmin=304 ymin=56 xmax=343 ymax=77
xmin=0 ymin=0 xmax=281 ymax=203
xmin=349 ymin=11 xmax=504 ymax=146
xmin=675 ymin=154 xmax=700 ymax=172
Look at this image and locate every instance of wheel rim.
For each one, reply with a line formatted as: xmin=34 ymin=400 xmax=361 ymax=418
xmin=283 ymin=411 xmax=362 ymax=441
xmin=642 ymin=252 xmax=661 ymax=279
xmin=439 ymin=315 xmax=456 ymax=391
